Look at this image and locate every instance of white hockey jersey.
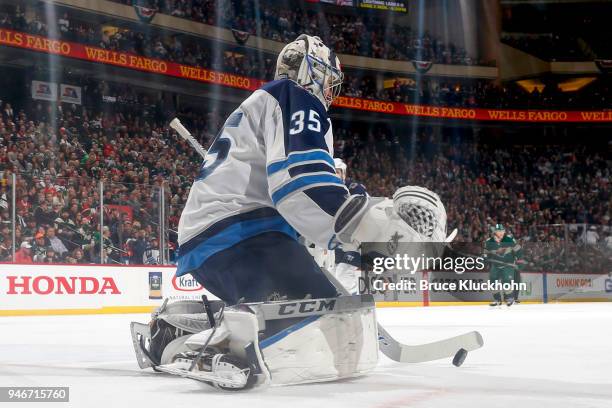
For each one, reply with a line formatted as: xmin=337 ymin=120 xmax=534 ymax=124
xmin=177 ymin=79 xmax=352 ymax=276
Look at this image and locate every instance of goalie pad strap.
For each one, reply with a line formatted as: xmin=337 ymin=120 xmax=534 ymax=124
xmin=153 ymin=299 xmax=224 ymax=334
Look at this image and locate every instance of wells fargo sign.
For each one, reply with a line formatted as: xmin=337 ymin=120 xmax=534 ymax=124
xmin=2 ymin=28 xmax=611 ymax=123
xmin=0 ymin=29 xmax=265 ymax=91
xmin=334 ymin=97 xmax=612 ymax=122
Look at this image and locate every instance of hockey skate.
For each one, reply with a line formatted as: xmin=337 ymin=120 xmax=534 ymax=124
xmin=131 ymin=296 xmax=262 ymax=390
xmin=155 ymin=348 xmax=256 ymax=390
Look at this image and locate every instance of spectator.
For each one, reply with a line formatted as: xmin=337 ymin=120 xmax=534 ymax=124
xmin=583 ymin=226 xmax=599 ymax=245
xmin=58 ymin=12 xmax=70 ymax=36
xmin=605 ymin=233 xmax=612 ymax=250
xmin=34 ymin=201 xmax=57 ymax=227
xmin=32 ymin=231 xmax=48 ymax=262
xmin=129 ymin=229 xmax=148 ymax=265
xmin=14 ymin=241 xmax=33 ymax=263
xmin=143 ymin=236 xmax=160 ymax=265
xmin=42 ymin=247 xmax=58 ymax=263
xmin=72 ymin=247 xmax=85 ymax=263
xmin=46 ymin=227 xmax=68 ymax=258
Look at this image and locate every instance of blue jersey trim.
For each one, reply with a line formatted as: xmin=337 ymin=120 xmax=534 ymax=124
xmin=267 ymin=150 xmax=335 ymax=175
xmin=260 ymin=315 xmax=321 ymax=349
xmin=261 ymin=79 xmax=329 ymax=156
xmin=225 ymin=111 xmax=243 ymax=127
xmin=288 ymin=163 xmax=336 ymax=178
xmin=271 ymin=174 xmax=344 ymax=205
xmin=176 ymin=216 xmax=297 ymax=276
xmin=261 ymin=80 xmax=325 ymax=112
xmin=178 ymin=207 xmax=282 ymax=255
xmin=303 ymin=185 xmax=348 ymax=216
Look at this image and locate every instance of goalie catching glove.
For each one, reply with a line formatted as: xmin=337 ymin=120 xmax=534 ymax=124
xmin=334 ymin=186 xmax=457 ymax=258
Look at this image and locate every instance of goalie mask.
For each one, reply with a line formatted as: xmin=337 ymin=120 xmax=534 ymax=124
xmin=275 ymin=34 xmax=343 ymax=110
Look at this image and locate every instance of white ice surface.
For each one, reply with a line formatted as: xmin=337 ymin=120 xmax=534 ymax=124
xmin=1 ymin=303 xmax=611 ymax=408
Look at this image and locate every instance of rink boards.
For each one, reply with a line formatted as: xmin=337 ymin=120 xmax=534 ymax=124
xmin=0 ymin=264 xmax=611 ymax=315
xmin=367 ymin=270 xmax=612 ymax=306
xmin=0 ymin=264 xmax=213 ymax=316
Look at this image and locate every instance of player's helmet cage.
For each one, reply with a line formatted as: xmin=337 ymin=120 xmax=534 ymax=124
xmin=275 ymin=34 xmax=343 ymax=110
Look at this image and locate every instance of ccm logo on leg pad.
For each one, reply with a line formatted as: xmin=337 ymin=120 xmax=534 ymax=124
xmin=278 ymin=299 xmax=336 ymax=315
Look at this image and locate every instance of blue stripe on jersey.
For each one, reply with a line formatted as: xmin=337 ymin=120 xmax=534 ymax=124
xmin=176 ymin=215 xmax=297 ymax=276
xmin=225 ymin=111 xmax=243 ymax=127
xmin=261 ymin=79 xmax=330 ymax=156
xmin=288 ymin=163 xmax=336 ymax=178
xmin=271 ymin=174 xmax=344 ymax=205
xmin=303 ymin=185 xmax=349 ymax=216
xmin=178 ymin=207 xmax=281 ymax=255
xmin=260 ymin=315 xmax=321 ymax=349
xmin=267 ymin=150 xmax=335 ymax=175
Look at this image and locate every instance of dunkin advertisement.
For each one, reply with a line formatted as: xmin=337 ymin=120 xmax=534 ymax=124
xmin=360 ymin=269 xmax=611 ymax=304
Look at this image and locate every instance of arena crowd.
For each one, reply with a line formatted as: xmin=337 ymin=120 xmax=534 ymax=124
xmin=2 ymin=3 xmax=609 ymax=109
xmin=0 ymin=80 xmax=610 ymax=269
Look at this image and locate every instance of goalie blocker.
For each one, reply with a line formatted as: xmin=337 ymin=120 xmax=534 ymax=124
xmin=131 ymin=294 xmax=378 ymax=390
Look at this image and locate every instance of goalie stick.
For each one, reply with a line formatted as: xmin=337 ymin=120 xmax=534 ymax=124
xmin=170 ymin=118 xmax=208 ymax=159
xmin=320 ymin=267 xmax=483 ymax=364
xmin=169 ymin=119 xmax=484 ymax=365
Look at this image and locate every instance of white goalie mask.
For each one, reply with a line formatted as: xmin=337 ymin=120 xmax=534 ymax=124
xmin=392 ymin=186 xmax=453 ymax=242
xmin=275 ymin=34 xmax=343 ymax=110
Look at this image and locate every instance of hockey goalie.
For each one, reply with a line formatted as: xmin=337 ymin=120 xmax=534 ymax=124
xmin=130 ymin=34 xmax=473 ymax=391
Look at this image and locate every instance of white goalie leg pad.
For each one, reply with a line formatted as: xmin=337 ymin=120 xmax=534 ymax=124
xmin=259 ymin=303 xmax=379 ymax=386
xmin=137 ymin=296 xmax=379 ymax=389
xmin=184 ymin=321 xmax=231 ymax=349
xmin=215 ymin=310 xmax=272 ymax=387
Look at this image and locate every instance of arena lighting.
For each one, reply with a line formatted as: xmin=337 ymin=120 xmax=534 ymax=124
xmin=41 ymin=1 xmax=58 ymax=131
xmin=383 ymin=78 xmax=416 ymax=88
xmin=517 ymin=77 xmax=597 ymax=92
xmin=407 ymin=0 xmax=427 ymax=165
xmin=206 ymin=0 xmax=225 ymax=116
